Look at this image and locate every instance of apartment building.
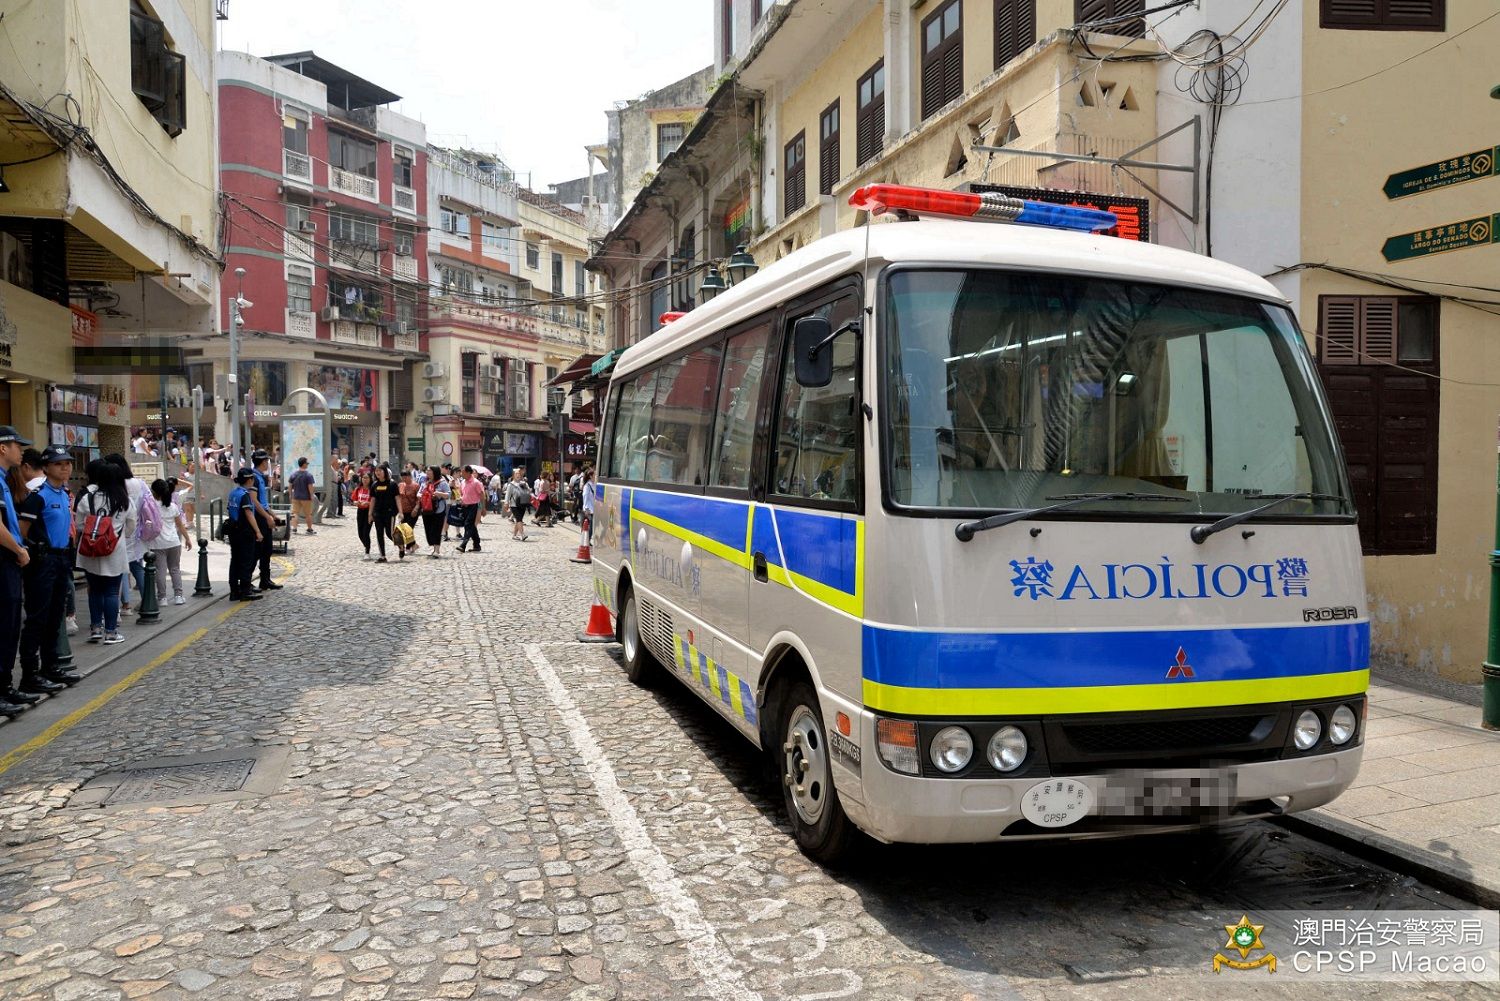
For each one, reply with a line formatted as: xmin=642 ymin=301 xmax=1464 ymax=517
xmin=0 ymin=0 xmax=221 ymax=459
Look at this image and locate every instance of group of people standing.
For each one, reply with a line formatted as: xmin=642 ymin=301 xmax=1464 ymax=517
xmin=222 ymin=450 xmax=287 ymax=601
xmin=0 ymin=427 xmax=198 ymax=719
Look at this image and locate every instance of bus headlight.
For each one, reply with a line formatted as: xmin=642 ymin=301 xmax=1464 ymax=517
xmin=1329 ymin=704 xmax=1357 ymax=745
xmin=987 ymin=726 xmax=1028 ymax=772
xmin=1293 ymin=709 xmax=1322 ymax=750
xmin=930 ymin=726 xmax=973 ymax=773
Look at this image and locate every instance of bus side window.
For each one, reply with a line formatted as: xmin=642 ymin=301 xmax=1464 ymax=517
xmin=772 ymin=295 xmax=861 ymax=504
xmin=649 ymin=345 xmax=722 ymax=488
xmin=708 ymin=322 xmax=772 ymax=490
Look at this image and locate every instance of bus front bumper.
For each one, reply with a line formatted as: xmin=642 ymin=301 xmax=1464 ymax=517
xmin=841 ymin=746 xmax=1363 ymax=845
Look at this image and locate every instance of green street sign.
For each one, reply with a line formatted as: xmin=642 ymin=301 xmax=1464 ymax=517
xmin=1384 ymin=146 xmax=1498 ymax=199
xmin=1382 ymin=213 xmax=1498 ymax=262
xmin=406 ymin=437 xmax=423 ymax=451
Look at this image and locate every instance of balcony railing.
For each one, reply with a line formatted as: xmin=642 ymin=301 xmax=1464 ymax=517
xmin=332 ymin=320 xmax=381 ymax=347
xmin=283 ymin=231 xmax=314 ymax=264
xmin=393 ymin=185 xmax=417 ymax=213
xmin=285 ymin=309 xmax=315 ymax=339
xmin=330 ymin=166 xmax=377 ymax=202
xmin=392 ymin=255 xmax=418 ymax=281
xmin=393 ymin=331 xmax=420 ymax=352
xmin=283 ymin=149 xmax=312 ymax=183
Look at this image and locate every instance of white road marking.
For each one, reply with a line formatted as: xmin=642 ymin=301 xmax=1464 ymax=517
xmin=524 ymin=644 xmax=762 ymax=1001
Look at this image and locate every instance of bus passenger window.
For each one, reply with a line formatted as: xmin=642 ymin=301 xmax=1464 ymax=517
xmin=773 ymin=296 xmax=860 ymax=504
xmin=649 ymin=345 xmax=722 ymax=487
xmin=708 ymin=323 xmax=772 ymax=490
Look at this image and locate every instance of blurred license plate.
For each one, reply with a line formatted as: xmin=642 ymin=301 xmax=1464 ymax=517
xmin=1099 ymin=771 xmax=1236 ymax=818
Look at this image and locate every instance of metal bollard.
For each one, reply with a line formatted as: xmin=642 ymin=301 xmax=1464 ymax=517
xmin=138 ymin=553 xmax=161 ymax=623
xmin=53 ymin=612 xmax=74 ymax=671
xmin=194 ymin=537 xmax=213 ymax=596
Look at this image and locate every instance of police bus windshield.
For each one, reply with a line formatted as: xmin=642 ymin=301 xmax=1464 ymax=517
xmin=882 ymin=269 xmax=1351 ymax=517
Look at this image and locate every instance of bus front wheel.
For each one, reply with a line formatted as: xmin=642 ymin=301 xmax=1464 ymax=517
xmin=776 ymin=680 xmax=858 ymax=864
xmin=619 ymin=587 xmax=661 ymax=686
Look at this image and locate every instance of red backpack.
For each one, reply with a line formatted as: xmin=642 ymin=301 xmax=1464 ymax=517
xmin=418 ymin=483 xmax=434 ymax=513
xmin=78 ymin=492 xmax=121 ymax=558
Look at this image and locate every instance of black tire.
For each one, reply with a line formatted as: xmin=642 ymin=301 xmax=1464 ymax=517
xmin=618 ymin=586 xmax=661 ymax=687
xmin=774 ymin=679 xmax=859 ymax=865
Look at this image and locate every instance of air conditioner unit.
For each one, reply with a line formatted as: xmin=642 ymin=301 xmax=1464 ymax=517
xmin=421 ymin=361 xmax=446 ymax=379
xmin=479 ymin=377 xmax=501 ymax=395
xmin=319 ymin=306 xmax=340 ymax=322
xmin=298 ymin=220 xmax=317 ymax=233
xmin=481 ymin=363 xmax=502 ymax=380
xmin=422 ymin=386 xmax=447 ymax=403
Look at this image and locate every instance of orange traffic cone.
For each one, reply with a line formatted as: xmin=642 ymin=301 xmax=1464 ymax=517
xmin=570 ymin=515 xmax=592 ymax=564
xmin=578 ymin=593 xmax=615 ymax=644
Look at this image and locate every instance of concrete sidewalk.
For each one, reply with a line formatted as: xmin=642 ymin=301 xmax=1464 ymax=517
xmin=1286 ymin=670 xmax=1500 ymax=908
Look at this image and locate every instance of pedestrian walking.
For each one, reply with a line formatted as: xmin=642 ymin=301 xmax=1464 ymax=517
xmin=331 ymin=460 xmax=346 ymax=518
xmin=370 ymin=464 xmax=397 ymax=562
xmin=0 ymin=426 xmax=36 ymax=717
xmin=104 ymin=455 xmax=148 ymax=616
xmin=418 ymin=465 xmax=449 ymax=558
xmin=148 ymin=479 xmax=191 ymax=605
xmin=250 ymin=451 xmax=282 ymax=591
xmin=455 ymin=465 xmax=484 ymax=553
xmin=288 ymin=457 xmax=317 ymax=535
xmin=352 ymin=472 xmax=374 ymax=559
xmin=581 ymin=467 xmax=596 ymax=544
xmin=397 ymin=468 xmax=419 ymax=533
xmin=14 ymin=445 xmax=80 ymax=700
xmin=74 ymin=458 xmax=137 ymax=643
xmin=225 ymin=468 xmax=262 ymax=601
xmin=504 ymin=468 xmax=532 ymax=542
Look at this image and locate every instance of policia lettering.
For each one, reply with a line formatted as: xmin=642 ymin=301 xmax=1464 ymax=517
xmin=1010 ymin=556 xmax=1311 ymax=601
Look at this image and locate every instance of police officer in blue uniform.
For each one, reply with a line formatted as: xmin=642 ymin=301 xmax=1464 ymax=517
xmin=227 ymin=468 xmax=263 ymax=601
xmin=17 ymin=445 xmax=81 ymax=694
xmin=0 ymin=426 xmax=35 ymax=718
xmin=249 ymin=451 xmax=281 ymax=592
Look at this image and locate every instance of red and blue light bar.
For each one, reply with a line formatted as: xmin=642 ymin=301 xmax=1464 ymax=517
xmin=849 ymin=183 xmax=1118 ymax=233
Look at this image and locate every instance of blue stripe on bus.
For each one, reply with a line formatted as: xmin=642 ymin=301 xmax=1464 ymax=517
xmin=862 ymin=621 xmax=1369 ymax=690
xmin=632 ymin=491 xmax=748 ymax=552
xmin=773 ymin=509 xmax=858 ymax=595
xmin=620 ymin=488 xmax=633 ymax=557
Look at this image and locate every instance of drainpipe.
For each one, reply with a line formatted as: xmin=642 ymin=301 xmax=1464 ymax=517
xmin=1485 ymin=414 xmax=1500 ymax=730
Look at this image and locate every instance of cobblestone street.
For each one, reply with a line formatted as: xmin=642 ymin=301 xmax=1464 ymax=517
xmin=0 ymin=521 xmax=1490 ymax=1000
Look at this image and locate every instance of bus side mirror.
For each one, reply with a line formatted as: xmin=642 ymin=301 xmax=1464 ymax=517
xmin=793 ymin=316 xmax=834 ymax=388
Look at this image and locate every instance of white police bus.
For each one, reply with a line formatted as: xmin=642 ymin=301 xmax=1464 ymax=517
xmin=591 ymin=183 xmax=1367 ymax=862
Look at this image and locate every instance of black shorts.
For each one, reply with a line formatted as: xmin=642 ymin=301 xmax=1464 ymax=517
xmin=511 ymin=505 xmax=528 ymax=523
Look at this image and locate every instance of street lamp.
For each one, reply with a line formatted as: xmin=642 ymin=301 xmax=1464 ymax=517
xmin=699 ymin=266 xmax=726 ymax=303
xmin=726 ymin=244 xmax=758 ymax=286
xmin=228 ymin=267 xmax=252 ymax=471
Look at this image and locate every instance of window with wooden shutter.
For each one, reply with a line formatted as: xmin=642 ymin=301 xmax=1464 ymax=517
xmin=921 ymin=0 xmax=964 ymax=121
xmin=995 ymin=0 xmax=1036 ymax=70
xmin=856 ymin=60 xmax=885 ymax=166
xmin=1074 ymin=0 xmax=1146 ymax=38
xmin=819 ymin=101 xmax=840 ymax=196
xmin=1316 ymin=295 xmax=1440 ymax=555
xmin=784 ymin=131 xmax=806 ymax=215
xmin=1320 ymin=0 xmax=1445 ymax=30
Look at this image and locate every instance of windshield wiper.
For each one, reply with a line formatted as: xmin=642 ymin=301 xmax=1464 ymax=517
xmin=1189 ymin=492 xmax=1347 ymax=545
xmin=954 ymin=492 xmax=1190 ymax=542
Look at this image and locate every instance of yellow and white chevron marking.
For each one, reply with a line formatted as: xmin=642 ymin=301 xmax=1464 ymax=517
xmin=672 ymin=633 xmax=759 ymax=728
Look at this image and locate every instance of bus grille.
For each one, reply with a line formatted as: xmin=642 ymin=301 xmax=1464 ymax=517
xmin=1061 ymin=715 xmax=1270 ymax=756
xmin=635 ymin=595 xmax=675 ymax=664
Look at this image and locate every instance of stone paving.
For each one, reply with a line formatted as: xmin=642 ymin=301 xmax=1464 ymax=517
xmin=0 ymin=518 xmax=1492 ymax=1000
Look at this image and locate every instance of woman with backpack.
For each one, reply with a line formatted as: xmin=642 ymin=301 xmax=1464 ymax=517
xmin=418 ymin=466 xmax=449 ymax=558
xmin=74 ymin=459 xmax=137 ymax=644
xmin=148 ymin=479 xmax=192 ymax=605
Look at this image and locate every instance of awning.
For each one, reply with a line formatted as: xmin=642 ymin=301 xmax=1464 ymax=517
xmin=568 ymin=420 xmax=593 ymax=435
xmin=590 ymin=349 xmax=623 ymax=377
xmin=548 ymin=353 xmax=601 ymax=387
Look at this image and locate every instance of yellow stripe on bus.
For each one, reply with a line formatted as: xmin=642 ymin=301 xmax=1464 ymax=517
xmin=631 ymin=510 xmax=754 ymax=570
xmin=861 ymin=670 xmax=1370 ymax=716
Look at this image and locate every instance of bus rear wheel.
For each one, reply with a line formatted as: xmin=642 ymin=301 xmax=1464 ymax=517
xmin=618 ymin=587 xmax=661 ymax=686
xmin=776 ymin=680 xmax=858 ymax=864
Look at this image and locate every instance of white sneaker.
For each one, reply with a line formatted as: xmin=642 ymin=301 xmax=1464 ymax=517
xmin=102 ymin=631 xmax=125 ymax=645
xmin=66 ymin=616 xmax=78 ymax=635
xmin=173 ymin=595 xmax=185 ymax=605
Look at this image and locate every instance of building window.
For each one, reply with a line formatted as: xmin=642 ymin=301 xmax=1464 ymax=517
xmin=461 ymin=351 xmax=478 ymax=413
xmin=282 ymin=108 xmax=309 ymax=153
xmin=856 ymin=60 xmax=885 ymax=166
xmin=129 ymin=1 xmax=186 ymax=136
xmin=657 ymin=122 xmax=686 ymax=161
xmin=393 ymin=146 xmax=414 ymax=187
xmin=995 ymin=0 xmax=1036 ymax=69
xmin=783 ymin=131 xmax=806 ymax=216
xmin=1074 ymin=0 xmax=1146 ymax=38
xmin=818 ymin=100 xmax=840 ymax=196
xmin=329 ymin=132 xmax=377 ymax=178
xmin=575 ymin=261 xmax=586 ymax=297
xmin=439 ymin=207 xmax=470 ymax=237
xmin=328 ymin=211 xmax=380 ymax=248
xmin=752 ymin=0 xmax=764 ymax=23
xmin=721 ymin=0 xmax=734 ymax=64
xmin=1319 ymin=0 xmax=1443 ymax=30
xmin=329 ymin=276 xmax=382 ymax=319
xmin=648 ymin=260 xmax=670 ymax=333
xmin=921 ymin=0 xmax=963 ymax=121
xmin=551 ymin=252 xmax=564 ymax=294
xmin=1317 ymin=295 xmax=1440 ymax=556
xmin=481 ymin=221 xmax=505 ymax=249
xmin=286 ymin=265 xmax=313 ymax=313
xmin=439 ymin=266 xmax=474 ymax=295
xmin=285 ymin=200 xmax=312 ymax=236
xmin=526 ymin=242 xmax=540 ymax=269
xmin=392 ymin=224 xmax=416 ymax=257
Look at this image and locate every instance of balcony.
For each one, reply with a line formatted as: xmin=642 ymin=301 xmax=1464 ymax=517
xmin=283 ymin=231 xmax=314 ymax=264
xmin=285 ymin=309 xmax=315 ymax=339
xmin=392 ymin=330 xmax=420 ymax=352
xmin=331 ymin=319 xmax=381 ymax=347
xmin=283 ymin=149 xmax=312 ymax=184
xmin=392 ymin=255 xmax=419 ymax=281
xmin=393 ymin=185 xmax=417 ymax=214
xmin=330 ymin=166 xmax=377 ymax=202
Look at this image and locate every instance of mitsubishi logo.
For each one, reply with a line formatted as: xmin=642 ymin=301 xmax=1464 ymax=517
xmin=1166 ymin=647 xmax=1196 ymax=679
